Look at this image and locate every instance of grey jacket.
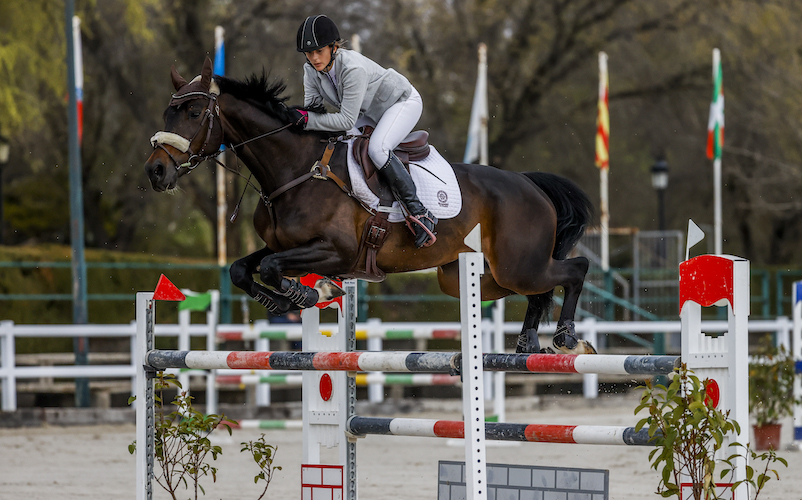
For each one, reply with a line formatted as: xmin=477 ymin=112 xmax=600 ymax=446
xmin=303 ymin=49 xmax=413 ymax=132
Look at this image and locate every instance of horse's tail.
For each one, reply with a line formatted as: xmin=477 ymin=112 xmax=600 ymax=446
xmin=521 ymin=172 xmax=593 ymax=333
xmin=523 ymin=172 xmax=593 ymax=259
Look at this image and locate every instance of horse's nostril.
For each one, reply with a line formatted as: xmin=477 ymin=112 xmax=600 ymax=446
xmin=153 ymin=163 xmax=164 ymax=180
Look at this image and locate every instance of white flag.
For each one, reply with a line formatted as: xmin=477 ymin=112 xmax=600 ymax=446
xmin=464 ymin=44 xmax=488 ymax=164
xmin=686 ymin=219 xmax=705 ymax=261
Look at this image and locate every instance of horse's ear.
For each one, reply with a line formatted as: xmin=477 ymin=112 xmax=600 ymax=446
xmin=171 ymin=65 xmax=187 ymax=91
xmin=200 ymin=56 xmax=213 ymax=91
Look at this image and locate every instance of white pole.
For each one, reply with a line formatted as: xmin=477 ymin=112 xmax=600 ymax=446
xmin=478 ymin=43 xmax=488 ymax=166
xmin=598 ymin=52 xmax=610 ymax=272
xmin=793 ymin=281 xmax=802 ymax=449
xmin=461 ymin=224 xmax=487 ymax=500
xmin=712 ymin=48 xmax=723 ymax=255
xmin=215 ymin=26 xmax=227 ymax=267
xmin=464 ymin=44 xmax=489 ymax=165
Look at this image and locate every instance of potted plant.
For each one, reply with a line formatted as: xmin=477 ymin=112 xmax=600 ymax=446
xmin=636 ymin=364 xmax=788 ymax=499
xmin=749 ymin=336 xmax=797 ymax=450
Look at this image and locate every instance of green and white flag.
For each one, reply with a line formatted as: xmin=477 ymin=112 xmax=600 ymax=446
xmin=706 ymin=48 xmax=724 ymax=160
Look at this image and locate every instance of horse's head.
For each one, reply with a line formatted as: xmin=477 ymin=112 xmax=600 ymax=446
xmin=144 ymin=56 xmax=223 ymax=192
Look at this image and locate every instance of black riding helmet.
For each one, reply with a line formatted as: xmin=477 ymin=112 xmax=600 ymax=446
xmin=296 ymin=15 xmax=340 ymax=52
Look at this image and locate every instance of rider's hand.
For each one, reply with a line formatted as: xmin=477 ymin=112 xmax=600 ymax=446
xmin=291 ymin=108 xmax=309 ymax=128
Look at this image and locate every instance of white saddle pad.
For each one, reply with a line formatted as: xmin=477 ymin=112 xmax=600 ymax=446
xmin=346 ymin=139 xmax=462 ymax=223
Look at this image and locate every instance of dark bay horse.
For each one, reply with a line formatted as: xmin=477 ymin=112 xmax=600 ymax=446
xmin=144 ymin=57 xmax=594 ymax=354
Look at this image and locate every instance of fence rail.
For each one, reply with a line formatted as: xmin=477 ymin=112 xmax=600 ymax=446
xmin=0 ymin=316 xmax=794 ymax=412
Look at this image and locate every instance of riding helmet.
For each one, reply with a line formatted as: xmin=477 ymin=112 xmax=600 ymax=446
xmin=296 ymin=15 xmax=340 ymax=52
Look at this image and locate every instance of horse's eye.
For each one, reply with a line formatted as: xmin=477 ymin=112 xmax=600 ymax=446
xmin=190 ymin=109 xmax=201 ymax=119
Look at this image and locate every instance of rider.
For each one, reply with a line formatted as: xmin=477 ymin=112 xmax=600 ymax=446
xmin=292 ymin=14 xmax=437 ymax=248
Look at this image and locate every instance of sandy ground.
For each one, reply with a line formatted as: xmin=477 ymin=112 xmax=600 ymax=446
xmin=1 ymin=395 xmax=800 ymax=499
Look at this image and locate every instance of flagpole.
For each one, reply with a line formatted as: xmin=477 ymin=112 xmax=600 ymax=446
xmin=215 ymin=26 xmax=227 ymax=269
xmin=596 ymin=52 xmax=610 ymax=273
xmin=464 ymin=43 xmax=488 ymax=165
xmin=478 ymin=43 xmax=488 ymax=166
xmin=712 ymin=48 xmax=723 ymax=255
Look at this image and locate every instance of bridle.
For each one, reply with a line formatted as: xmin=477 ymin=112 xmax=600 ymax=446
xmin=151 ymin=86 xmax=298 ymax=175
xmin=150 ymin=90 xmax=224 ymax=172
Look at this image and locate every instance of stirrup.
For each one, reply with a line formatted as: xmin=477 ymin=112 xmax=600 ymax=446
xmin=406 ymin=211 xmax=438 ymax=248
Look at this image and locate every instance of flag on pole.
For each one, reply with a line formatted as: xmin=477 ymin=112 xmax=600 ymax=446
xmin=214 ymin=26 xmax=225 ymax=153
xmin=464 ymin=44 xmax=488 ymax=164
xmin=214 ymin=26 xmax=225 ymax=76
xmin=706 ymin=48 xmax=724 ymax=160
xmin=72 ymin=16 xmax=84 ymax=145
xmin=595 ymin=52 xmax=609 ymax=169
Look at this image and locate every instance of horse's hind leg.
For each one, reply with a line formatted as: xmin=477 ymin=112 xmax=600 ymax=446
xmin=550 ymin=256 xmax=593 ymax=354
xmin=516 ymin=293 xmax=553 ymax=353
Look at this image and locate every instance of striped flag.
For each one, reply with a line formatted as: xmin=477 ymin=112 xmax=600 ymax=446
xmin=72 ymin=16 xmax=84 ymax=145
xmin=707 ymin=49 xmax=724 ymax=160
xmin=595 ymin=52 xmax=609 ymax=169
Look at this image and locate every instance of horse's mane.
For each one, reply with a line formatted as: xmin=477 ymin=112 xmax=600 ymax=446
xmin=214 ymin=72 xmax=327 ymax=127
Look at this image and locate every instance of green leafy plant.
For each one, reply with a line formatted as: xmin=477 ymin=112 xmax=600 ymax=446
xmin=129 ymin=373 xmax=232 ymax=499
xmin=636 ymin=364 xmax=787 ymax=499
xmin=241 ymin=435 xmax=282 ymax=500
xmin=749 ymin=336 xmax=797 ymax=427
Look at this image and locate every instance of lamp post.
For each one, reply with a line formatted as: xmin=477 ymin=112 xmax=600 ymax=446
xmin=0 ymin=135 xmax=9 ymax=245
xmin=650 ymin=156 xmax=669 ymax=235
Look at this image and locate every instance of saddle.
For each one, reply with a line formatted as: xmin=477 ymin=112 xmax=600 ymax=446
xmin=349 ymin=127 xmax=431 ymax=283
xmin=352 ymin=127 xmax=431 ymax=198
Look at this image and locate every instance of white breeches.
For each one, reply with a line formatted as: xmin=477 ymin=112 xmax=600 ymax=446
xmin=356 ymin=89 xmax=423 ymax=168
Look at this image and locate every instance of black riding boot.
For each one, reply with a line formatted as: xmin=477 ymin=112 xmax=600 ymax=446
xmin=378 ymin=153 xmax=438 ymax=248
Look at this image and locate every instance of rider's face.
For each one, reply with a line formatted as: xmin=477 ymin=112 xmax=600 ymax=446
xmin=305 ymin=46 xmax=335 ymax=72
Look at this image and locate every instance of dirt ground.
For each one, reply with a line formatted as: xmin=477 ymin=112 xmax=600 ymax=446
xmin=1 ymin=394 xmax=799 ymax=499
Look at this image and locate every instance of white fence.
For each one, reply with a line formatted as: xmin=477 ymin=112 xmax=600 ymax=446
xmin=0 ymin=314 xmax=795 ymax=413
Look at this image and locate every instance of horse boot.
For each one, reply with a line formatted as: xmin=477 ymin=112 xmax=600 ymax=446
xmin=278 ymin=277 xmax=319 ymax=309
xmin=516 ymin=328 xmax=541 ymax=354
xmin=553 ymin=320 xmax=578 ymax=351
xmin=377 ymin=153 xmax=438 ymax=248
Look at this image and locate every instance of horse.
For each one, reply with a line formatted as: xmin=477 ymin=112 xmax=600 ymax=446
xmin=144 ymin=57 xmax=594 ymax=355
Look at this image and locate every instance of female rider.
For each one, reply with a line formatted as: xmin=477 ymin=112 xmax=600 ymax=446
xmin=292 ymin=15 xmax=437 ymax=248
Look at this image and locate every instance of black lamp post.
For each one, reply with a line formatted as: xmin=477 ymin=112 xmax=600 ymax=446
xmin=0 ymin=135 xmax=9 ymax=245
xmin=650 ymin=156 xmax=669 ymax=262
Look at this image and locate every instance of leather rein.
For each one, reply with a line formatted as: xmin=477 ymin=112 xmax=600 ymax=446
xmin=150 ymin=89 xmax=371 ymax=216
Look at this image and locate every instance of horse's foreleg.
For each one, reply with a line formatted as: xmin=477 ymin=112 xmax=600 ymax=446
xmin=259 ymin=241 xmax=345 ymax=310
xmin=230 ymin=248 xmax=296 ymax=315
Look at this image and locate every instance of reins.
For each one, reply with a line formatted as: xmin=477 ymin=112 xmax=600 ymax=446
xmin=150 ymin=87 xmax=373 ymax=221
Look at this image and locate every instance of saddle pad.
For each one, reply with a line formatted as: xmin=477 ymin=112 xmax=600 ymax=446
xmin=346 ymin=140 xmax=462 ymax=223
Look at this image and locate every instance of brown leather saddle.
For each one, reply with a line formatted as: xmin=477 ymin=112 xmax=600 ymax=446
xmin=349 ymin=127 xmax=432 ymax=283
xmin=352 ymin=127 xmax=431 ymax=198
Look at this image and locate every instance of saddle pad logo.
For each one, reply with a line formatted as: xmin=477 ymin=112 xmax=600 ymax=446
xmin=437 ymin=190 xmax=448 ymax=207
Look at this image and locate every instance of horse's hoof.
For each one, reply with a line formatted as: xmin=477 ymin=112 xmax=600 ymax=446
xmin=313 ymin=278 xmax=345 ymax=303
xmin=515 ymin=329 xmax=540 ymax=354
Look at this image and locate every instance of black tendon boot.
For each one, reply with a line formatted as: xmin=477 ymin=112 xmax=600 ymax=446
xmin=377 ymin=153 xmax=438 ymax=248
